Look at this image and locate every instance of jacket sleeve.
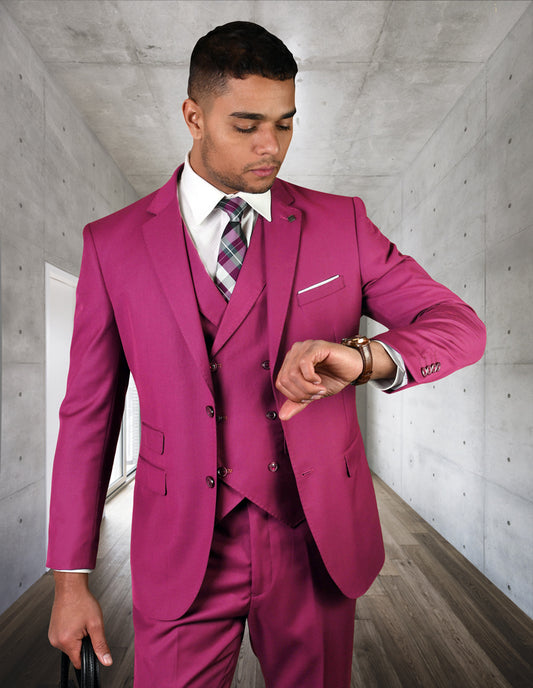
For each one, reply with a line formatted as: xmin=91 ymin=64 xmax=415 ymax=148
xmin=47 ymin=224 xmax=130 ymax=570
xmin=353 ymin=197 xmax=486 ymax=388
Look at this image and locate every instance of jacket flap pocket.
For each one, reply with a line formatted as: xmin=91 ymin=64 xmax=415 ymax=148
xmin=297 ymin=275 xmax=345 ymax=306
xmin=141 ymin=422 xmax=165 ymax=455
xmin=137 ymin=456 xmax=167 ymax=495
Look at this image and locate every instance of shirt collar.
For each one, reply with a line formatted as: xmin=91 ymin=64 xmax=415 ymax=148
xmin=180 ymin=154 xmax=272 ymax=223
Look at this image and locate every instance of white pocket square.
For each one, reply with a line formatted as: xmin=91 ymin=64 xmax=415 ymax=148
xmin=297 ymin=275 xmax=340 ymax=294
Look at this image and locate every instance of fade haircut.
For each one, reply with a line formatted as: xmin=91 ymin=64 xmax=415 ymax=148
xmin=188 ymin=21 xmax=298 ymax=102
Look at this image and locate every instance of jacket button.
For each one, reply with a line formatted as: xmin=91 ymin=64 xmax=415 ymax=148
xmin=205 ymin=405 xmax=215 ymax=417
xmin=217 ymin=466 xmax=228 ymax=478
xmin=266 ymin=410 xmax=278 ymax=420
xmin=261 ymin=360 xmax=270 ymax=370
xmin=210 ymin=362 xmax=219 ymax=372
xmin=206 ymin=476 xmax=215 ymax=488
xmin=268 ymin=461 xmax=279 ymax=473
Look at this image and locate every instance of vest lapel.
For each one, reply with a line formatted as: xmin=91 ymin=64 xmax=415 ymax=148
xmin=184 ymin=227 xmax=227 ymax=329
xmin=142 ymin=171 xmax=213 ymax=395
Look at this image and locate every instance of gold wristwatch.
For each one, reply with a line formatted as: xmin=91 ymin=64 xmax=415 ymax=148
xmin=340 ymin=335 xmax=373 ymax=385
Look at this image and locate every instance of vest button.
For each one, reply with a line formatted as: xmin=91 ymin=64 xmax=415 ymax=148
xmin=217 ymin=466 xmax=228 ymax=479
xmin=268 ymin=461 xmax=279 ymax=473
xmin=266 ymin=410 xmax=278 ymax=420
xmin=205 ymin=405 xmax=215 ymax=417
xmin=206 ymin=475 xmax=215 ymax=488
xmin=261 ymin=360 xmax=270 ymax=370
xmin=210 ymin=362 xmax=219 ymax=372
xmin=216 ymin=415 xmax=227 ymax=423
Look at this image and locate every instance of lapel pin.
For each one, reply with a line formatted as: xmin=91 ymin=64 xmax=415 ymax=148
xmin=287 ymin=215 xmax=296 ymax=223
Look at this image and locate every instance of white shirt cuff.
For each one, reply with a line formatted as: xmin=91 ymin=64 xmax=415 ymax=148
xmin=369 ymin=341 xmax=407 ymax=391
xmin=54 ymin=569 xmax=93 ymax=574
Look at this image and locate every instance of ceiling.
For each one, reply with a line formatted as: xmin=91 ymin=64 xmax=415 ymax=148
xmin=3 ymin=0 xmax=531 ymax=212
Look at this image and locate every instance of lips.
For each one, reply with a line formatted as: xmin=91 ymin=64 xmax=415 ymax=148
xmin=250 ymin=166 xmax=277 ymax=178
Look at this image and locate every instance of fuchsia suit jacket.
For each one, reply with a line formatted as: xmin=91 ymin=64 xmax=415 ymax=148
xmin=47 ymin=168 xmax=486 ymax=620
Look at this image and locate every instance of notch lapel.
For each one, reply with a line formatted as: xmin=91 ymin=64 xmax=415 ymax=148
xmin=142 ymin=170 xmax=213 ymax=395
xmin=264 ymin=181 xmax=302 ymax=373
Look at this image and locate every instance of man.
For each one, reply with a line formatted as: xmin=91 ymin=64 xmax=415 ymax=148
xmin=47 ymin=21 xmax=486 ymax=688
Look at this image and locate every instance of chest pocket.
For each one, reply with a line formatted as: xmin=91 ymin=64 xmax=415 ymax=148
xmin=297 ymin=274 xmax=345 ymax=306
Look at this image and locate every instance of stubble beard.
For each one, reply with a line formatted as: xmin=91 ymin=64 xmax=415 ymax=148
xmin=200 ymin=136 xmax=278 ymax=195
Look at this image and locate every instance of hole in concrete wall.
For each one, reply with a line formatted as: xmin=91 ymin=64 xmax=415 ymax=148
xmin=508 ymin=202 xmax=512 ymax=208
xmin=509 ymin=74 xmax=513 ymax=80
xmin=508 ymin=137 xmax=512 ymax=144
xmin=507 ymin=393 xmax=511 ymax=398
xmin=464 ymin=126 xmax=468 ymax=132
xmin=507 ymin=456 xmax=511 ymax=462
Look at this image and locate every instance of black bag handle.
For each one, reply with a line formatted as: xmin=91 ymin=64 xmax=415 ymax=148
xmin=60 ymin=636 xmax=101 ymax=688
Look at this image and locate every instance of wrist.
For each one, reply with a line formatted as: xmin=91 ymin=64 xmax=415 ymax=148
xmin=53 ymin=570 xmax=89 ymax=596
xmin=341 ymin=335 xmax=373 ymax=385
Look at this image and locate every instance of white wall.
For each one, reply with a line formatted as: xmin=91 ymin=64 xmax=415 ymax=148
xmin=365 ymin=6 xmax=533 ymax=618
xmin=0 ymin=4 xmax=138 ymax=614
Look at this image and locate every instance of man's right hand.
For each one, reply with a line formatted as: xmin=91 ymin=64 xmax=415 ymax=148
xmin=48 ymin=571 xmax=113 ymax=670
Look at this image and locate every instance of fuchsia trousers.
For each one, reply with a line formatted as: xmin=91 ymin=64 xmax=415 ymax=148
xmin=133 ymin=501 xmax=356 ymax=687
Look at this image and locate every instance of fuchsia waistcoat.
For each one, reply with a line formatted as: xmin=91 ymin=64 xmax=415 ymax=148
xmin=184 ymin=218 xmax=304 ymax=527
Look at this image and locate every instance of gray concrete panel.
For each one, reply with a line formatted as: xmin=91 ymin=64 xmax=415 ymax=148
xmin=485 ymin=363 xmax=533 ymax=504
xmin=365 ymin=423 xmax=403 ymax=493
xmin=1 ymin=236 xmax=44 ymax=365
xmin=487 ymin=3 xmax=533 ymax=123
xmin=485 ymin=80 xmax=533 ymax=245
xmin=373 ymin=1 xmax=530 ymax=63
xmin=485 ymin=226 xmax=533 ymax=365
xmin=402 ymin=68 xmax=486 ymax=216
xmin=401 ymin=142 xmax=486 ymax=276
xmin=401 ymin=445 xmax=485 ymax=570
xmin=0 ymin=479 xmax=46 ymax=615
xmin=485 ymin=482 xmax=533 ymax=618
xmin=0 ymin=362 xmax=45 ymax=502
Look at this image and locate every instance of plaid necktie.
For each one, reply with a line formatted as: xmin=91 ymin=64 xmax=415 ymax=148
xmin=214 ymin=196 xmax=248 ymax=300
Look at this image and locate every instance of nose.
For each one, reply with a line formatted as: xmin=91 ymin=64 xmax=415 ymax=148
xmin=254 ymin=125 xmax=281 ymax=156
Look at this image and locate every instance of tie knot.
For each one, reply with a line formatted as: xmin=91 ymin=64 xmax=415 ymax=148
xmin=216 ymin=196 xmax=248 ymax=223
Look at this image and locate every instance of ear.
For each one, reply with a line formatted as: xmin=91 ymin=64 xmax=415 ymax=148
xmin=182 ymin=98 xmax=204 ymax=140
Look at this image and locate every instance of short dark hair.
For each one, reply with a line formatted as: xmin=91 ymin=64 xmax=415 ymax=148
xmin=188 ymin=21 xmax=298 ymax=102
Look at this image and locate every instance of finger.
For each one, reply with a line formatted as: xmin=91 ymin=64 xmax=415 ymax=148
xmin=89 ymin=626 xmax=113 ymax=666
xmin=279 ymin=398 xmax=312 ymax=421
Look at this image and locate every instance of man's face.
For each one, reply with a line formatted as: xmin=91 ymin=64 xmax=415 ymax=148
xmin=184 ymin=75 xmax=296 ymax=194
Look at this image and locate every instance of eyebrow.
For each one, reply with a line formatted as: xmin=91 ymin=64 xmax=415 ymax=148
xmin=229 ymin=108 xmax=297 ymax=121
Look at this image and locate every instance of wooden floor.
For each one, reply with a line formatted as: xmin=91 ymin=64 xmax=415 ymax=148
xmin=1 ymin=476 xmax=532 ymax=687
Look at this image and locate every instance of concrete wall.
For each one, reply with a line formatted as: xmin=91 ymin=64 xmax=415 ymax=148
xmin=366 ymin=6 xmax=533 ymax=618
xmin=0 ymin=4 xmax=138 ymax=614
